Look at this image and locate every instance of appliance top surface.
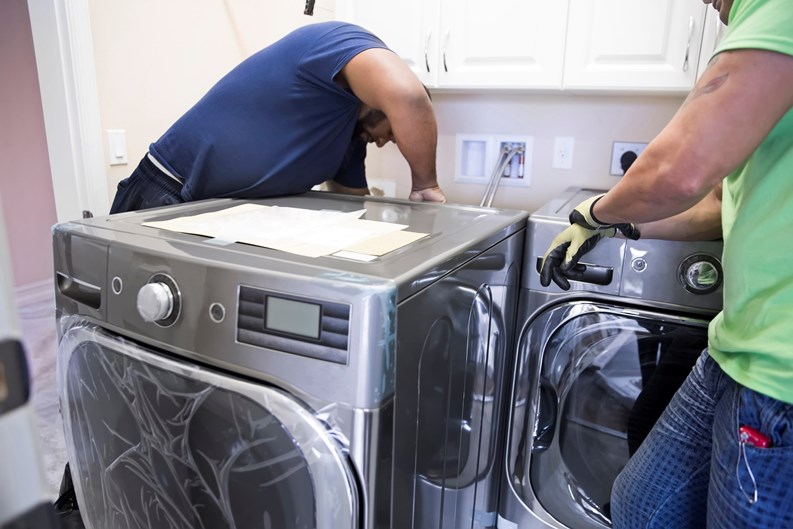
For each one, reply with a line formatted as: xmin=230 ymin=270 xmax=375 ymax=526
xmin=531 ymin=186 xmax=606 ymax=221
xmin=61 ymin=192 xmax=528 ymax=290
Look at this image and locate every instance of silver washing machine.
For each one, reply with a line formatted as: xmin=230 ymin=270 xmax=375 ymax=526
xmin=52 ymin=192 xmax=528 ymax=529
xmin=498 ymin=188 xmax=723 ymax=529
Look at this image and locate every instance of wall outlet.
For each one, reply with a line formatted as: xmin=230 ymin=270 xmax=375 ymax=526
xmin=610 ymin=141 xmax=648 ymax=176
xmin=552 ymin=136 xmax=575 ymax=169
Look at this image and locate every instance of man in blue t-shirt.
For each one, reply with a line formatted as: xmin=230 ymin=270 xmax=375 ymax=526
xmin=109 ymin=22 xmax=446 ymax=213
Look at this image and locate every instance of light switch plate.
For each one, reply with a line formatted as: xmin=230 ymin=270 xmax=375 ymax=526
xmin=107 ymin=129 xmax=128 ymax=166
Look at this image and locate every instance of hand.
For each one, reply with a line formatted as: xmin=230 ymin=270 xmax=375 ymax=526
xmin=540 ymin=224 xmax=618 ymax=289
xmin=409 ymin=186 xmax=446 ymax=203
xmin=539 ymin=193 xmax=640 ymax=290
xmin=569 ymin=193 xmax=640 ymax=239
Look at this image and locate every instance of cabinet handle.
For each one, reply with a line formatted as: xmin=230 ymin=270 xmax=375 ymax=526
xmin=683 ymin=16 xmax=694 ymax=72
xmin=424 ymin=32 xmax=432 ymax=73
xmin=442 ymin=29 xmax=450 ymax=73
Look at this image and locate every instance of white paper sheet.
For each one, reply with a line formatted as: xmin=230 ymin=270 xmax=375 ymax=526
xmin=143 ymin=204 xmax=427 ymax=258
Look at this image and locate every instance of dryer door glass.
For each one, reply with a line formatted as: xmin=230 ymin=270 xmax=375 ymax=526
xmin=57 ymin=323 xmax=358 ymax=529
xmin=508 ymin=302 xmax=709 ymax=529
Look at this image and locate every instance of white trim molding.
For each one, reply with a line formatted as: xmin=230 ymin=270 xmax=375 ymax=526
xmin=27 ymin=0 xmax=109 ymax=223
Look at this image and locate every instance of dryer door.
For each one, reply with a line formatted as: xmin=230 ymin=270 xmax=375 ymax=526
xmin=57 ymin=322 xmax=358 ymax=529
xmin=506 ymin=301 xmax=710 ymax=528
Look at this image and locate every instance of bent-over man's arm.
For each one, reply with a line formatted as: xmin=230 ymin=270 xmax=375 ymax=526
xmin=341 ymin=48 xmax=443 ymax=198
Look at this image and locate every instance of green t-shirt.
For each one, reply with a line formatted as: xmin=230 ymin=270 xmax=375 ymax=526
xmin=707 ymin=0 xmax=793 ymax=404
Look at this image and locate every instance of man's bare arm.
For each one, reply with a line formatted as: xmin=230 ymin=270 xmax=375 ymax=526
xmin=341 ymin=48 xmax=440 ymax=192
xmin=594 ymin=48 xmax=793 ymax=226
xmin=637 ymin=183 xmax=723 ymax=241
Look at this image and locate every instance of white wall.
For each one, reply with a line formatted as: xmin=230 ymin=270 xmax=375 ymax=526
xmin=87 ymin=0 xmax=337 ymax=196
xmin=368 ymin=91 xmax=683 ymax=213
xmin=85 ymin=0 xmax=683 ymax=214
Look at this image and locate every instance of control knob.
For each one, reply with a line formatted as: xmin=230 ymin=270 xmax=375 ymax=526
xmin=137 ymin=274 xmax=181 ymax=326
xmin=679 ymin=254 xmax=722 ymax=295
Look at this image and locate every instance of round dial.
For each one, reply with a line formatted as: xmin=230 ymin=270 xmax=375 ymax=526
xmin=136 ymin=274 xmax=181 ymax=326
xmin=679 ymin=254 xmax=722 ymax=295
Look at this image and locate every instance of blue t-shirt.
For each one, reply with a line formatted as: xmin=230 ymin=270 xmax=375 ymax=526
xmin=149 ymin=22 xmax=388 ymax=200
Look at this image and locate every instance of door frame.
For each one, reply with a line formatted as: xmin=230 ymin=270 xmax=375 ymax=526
xmin=26 ymin=0 xmax=109 ymax=222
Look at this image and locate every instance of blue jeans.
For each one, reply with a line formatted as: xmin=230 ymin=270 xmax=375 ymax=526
xmin=611 ymin=351 xmax=793 ymax=528
xmin=109 ymin=155 xmax=185 ymax=214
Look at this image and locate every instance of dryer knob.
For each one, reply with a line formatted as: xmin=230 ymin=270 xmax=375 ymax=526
xmin=679 ymin=254 xmax=722 ymax=295
xmin=137 ymin=282 xmax=174 ymax=322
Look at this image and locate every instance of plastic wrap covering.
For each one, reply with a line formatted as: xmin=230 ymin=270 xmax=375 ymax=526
xmin=56 ymin=319 xmax=358 ymax=529
xmin=509 ymin=302 xmax=708 ymax=529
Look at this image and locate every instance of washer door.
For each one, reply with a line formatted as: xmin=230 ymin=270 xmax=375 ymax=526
xmin=506 ymin=301 xmax=710 ymax=528
xmin=57 ymin=323 xmax=358 ymax=529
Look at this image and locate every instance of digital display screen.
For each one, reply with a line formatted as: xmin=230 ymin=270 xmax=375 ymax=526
xmin=265 ymin=296 xmax=321 ymax=339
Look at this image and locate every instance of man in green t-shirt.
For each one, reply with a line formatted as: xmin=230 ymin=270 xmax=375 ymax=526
xmin=540 ymin=0 xmax=793 ymax=526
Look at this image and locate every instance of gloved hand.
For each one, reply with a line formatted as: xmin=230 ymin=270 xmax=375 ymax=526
xmin=409 ymin=186 xmax=446 ymax=203
xmin=540 ymin=193 xmax=640 ymax=290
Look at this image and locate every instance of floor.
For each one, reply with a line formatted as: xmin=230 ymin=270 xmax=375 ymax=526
xmin=17 ymin=288 xmax=67 ymax=499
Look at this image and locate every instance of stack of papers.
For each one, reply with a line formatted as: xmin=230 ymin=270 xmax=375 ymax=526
xmin=142 ymin=204 xmax=428 ymax=259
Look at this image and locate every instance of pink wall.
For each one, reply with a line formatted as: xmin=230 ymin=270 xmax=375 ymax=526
xmin=0 ymin=0 xmax=58 ymax=287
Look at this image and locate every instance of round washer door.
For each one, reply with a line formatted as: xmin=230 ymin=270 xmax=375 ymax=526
xmin=506 ymin=301 xmax=710 ymax=529
xmin=57 ymin=323 xmax=358 ymax=529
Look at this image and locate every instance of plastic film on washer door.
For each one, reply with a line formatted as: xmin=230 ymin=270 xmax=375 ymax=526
xmin=56 ymin=317 xmax=359 ymax=529
xmin=508 ymin=302 xmax=709 ymax=529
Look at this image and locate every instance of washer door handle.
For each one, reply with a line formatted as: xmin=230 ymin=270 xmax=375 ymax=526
xmin=535 ymin=257 xmax=613 ymax=286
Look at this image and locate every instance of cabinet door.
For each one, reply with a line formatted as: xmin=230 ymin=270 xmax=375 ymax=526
xmin=696 ymin=8 xmax=727 ymax=81
xmin=438 ymin=0 xmax=567 ymax=89
xmin=564 ymin=1 xmax=707 ymax=92
xmin=335 ymin=0 xmax=440 ymax=86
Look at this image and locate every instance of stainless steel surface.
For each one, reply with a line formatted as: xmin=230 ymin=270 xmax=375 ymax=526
xmin=54 ymin=192 xmax=529 ymax=529
xmin=499 ymin=187 xmax=724 ymax=529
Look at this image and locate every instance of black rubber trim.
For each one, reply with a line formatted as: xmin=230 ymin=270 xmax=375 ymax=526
xmin=1 ymin=500 xmax=60 ymax=529
xmin=0 ymin=339 xmax=31 ymax=416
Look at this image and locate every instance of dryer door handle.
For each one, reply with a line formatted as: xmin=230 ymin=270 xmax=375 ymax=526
xmin=535 ymin=258 xmax=613 ymax=286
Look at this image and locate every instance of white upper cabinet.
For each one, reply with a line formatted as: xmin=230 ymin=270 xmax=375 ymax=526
xmin=336 ymin=0 xmax=568 ymax=89
xmin=337 ymin=1 xmax=711 ymax=93
xmin=335 ymin=0 xmax=440 ymax=85
xmin=563 ymin=1 xmax=708 ymax=91
xmin=436 ymin=0 xmax=567 ymax=89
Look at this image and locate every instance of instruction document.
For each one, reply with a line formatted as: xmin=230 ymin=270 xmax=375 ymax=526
xmin=142 ymin=204 xmax=428 ymax=258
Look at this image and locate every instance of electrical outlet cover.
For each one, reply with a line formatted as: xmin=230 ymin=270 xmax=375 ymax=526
xmin=610 ymin=141 xmax=648 ymax=176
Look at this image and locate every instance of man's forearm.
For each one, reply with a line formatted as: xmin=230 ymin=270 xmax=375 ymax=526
xmin=593 ymin=49 xmax=793 ymax=227
xmin=636 ymin=185 xmax=722 ymax=241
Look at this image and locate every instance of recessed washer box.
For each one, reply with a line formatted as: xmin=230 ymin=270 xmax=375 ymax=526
xmin=455 ymin=134 xmax=533 ymax=187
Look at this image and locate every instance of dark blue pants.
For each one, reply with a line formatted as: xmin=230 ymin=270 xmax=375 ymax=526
xmin=109 ymin=155 xmax=185 ymax=214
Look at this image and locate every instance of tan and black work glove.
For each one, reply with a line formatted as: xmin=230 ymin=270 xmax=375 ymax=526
xmin=540 ymin=193 xmax=640 ymax=290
